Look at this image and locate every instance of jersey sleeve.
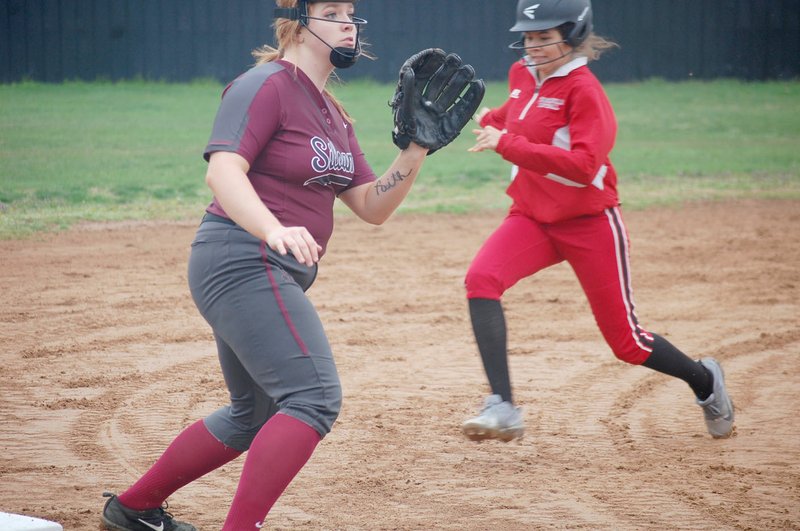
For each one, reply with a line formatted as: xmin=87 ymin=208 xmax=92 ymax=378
xmin=203 ymin=65 xmax=284 ymax=164
xmin=496 ymin=82 xmax=617 ymax=186
xmin=479 ymin=63 xmax=519 ymax=130
xmin=480 ymin=100 xmax=511 ymax=130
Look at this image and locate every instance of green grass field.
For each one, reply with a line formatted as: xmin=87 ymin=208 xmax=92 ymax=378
xmin=1 ymin=78 xmax=798 ymax=238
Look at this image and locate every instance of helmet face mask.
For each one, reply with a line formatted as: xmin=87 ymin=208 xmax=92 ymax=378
xmin=510 ymin=28 xmax=574 ymax=69
xmin=509 ymin=0 xmax=592 ymax=48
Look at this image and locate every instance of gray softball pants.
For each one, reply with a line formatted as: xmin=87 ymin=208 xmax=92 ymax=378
xmin=187 ymin=215 xmax=341 ymax=450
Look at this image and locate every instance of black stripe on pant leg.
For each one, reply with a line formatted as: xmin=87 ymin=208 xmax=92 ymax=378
xmin=607 ymin=208 xmax=654 ymax=350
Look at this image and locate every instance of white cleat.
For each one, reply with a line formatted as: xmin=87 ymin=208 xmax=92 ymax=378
xmin=462 ymin=394 xmax=525 ymax=442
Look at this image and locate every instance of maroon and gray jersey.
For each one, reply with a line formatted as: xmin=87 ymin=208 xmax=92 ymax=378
xmin=204 ymin=59 xmax=376 ymax=255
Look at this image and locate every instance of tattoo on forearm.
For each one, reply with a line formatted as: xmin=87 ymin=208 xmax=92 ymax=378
xmin=374 ymin=169 xmax=411 ymax=196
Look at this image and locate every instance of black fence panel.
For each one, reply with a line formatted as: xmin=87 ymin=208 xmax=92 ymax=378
xmin=1 ymin=0 xmax=798 ymax=84
xmin=340 ymin=0 xmax=518 ymax=84
xmin=592 ymin=0 xmax=800 ymax=81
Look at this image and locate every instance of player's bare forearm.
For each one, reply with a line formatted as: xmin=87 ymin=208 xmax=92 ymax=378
xmin=340 ymin=144 xmax=427 ymax=224
xmin=207 ymin=151 xmax=321 ymax=265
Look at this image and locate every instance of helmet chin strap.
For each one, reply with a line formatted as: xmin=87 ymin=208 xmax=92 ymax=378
xmin=302 ymin=23 xmax=362 ymax=69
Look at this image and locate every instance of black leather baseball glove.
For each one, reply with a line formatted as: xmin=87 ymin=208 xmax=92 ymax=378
xmin=390 ymin=48 xmax=485 ymax=155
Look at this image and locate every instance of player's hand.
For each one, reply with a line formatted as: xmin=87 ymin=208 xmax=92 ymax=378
xmin=265 ymin=225 xmax=322 ymax=267
xmin=473 ymin=107 xmax=491 ymax=123
xmin=468 ymin=125 xmax=504 ymax=152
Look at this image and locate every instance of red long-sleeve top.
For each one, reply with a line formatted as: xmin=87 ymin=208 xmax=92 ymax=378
xmin=482 ymin=56 xmax=620 ymax=223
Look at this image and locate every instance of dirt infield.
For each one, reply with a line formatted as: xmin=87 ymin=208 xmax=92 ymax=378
xmin=1 ymin=199 xmax=798 ymax=530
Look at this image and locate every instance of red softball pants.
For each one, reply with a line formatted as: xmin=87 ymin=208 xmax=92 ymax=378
xmin=464 ymin=205 xmax=654 ymax=365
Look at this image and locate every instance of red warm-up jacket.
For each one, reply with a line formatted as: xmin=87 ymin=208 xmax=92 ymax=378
xmin=481 ymin=56 xmax=620 ymax=224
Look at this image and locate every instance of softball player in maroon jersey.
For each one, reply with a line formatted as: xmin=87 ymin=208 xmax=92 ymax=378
xmin=461 ymin=0 xmax=734 ymax=442
xmin=101 ymin=2 xmax=432 ymax=530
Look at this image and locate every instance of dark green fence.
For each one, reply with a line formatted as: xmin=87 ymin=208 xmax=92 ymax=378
xmin=2 ymin=0 xmax=798 ymax=84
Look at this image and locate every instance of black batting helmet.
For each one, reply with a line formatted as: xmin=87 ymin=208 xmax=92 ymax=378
xmin=510 ymin=0 xmax=593 ymax=48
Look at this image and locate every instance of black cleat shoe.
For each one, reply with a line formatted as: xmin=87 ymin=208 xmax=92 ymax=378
xmin=101 ymin=492 xmax=197 ymax=531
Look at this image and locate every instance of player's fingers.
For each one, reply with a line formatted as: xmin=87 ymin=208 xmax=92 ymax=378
xmin=271 ymin=239 xmax=288 ymax=256
xmin=293 ymin=228 xmax=320 ymax=265
xmin=472 ymin=130 xmax=489 ymax=145
xmin=285 ymin=237 xmax=314 ymax=267
xmin=287 ymin=229 xmax=320 ymax=267
xmin=301 ymin=231 xmax=321 ymax=264
xmin=288 ymin=244 xmax=312 ymax=267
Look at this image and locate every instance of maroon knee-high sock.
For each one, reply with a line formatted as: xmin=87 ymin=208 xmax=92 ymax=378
xmin=118 ymin=419 xmax=242 ymax=510
xmin=221 ymin=413 xmax=321 ymax=531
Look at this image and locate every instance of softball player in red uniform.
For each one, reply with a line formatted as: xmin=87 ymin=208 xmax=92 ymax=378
xmin=100 ymin=2 xmax=433 ymax=530
xmin=461 ymin=0 xmax=734 ymax=442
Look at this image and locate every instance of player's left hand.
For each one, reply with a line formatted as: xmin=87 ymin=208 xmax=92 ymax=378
xmin=468 ymin=125 xmax=504 ymax=152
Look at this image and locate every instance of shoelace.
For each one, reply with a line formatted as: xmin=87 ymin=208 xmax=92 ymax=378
xmin=131 ymin=500 xmax=175 ymax=525
xmin=702 ymin=395 xmax=725 ymax=417
xmin=156 ymin=501 xmax=177 ymax=523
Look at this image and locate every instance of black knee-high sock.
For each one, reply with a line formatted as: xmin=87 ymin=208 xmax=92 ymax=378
xmin=468 ymin=298 xmax=513 ymax=403
xmin=642 ymin=334 xmax=713 ymax=400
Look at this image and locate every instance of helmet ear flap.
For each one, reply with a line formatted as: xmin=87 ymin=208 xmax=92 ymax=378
xmin=568 ymin=21 xmax=591 ymax=47
xmin=558 ymin=21 xmax=591 ymax=47
xmin=558 ymin=23 xmax=575 ymax=46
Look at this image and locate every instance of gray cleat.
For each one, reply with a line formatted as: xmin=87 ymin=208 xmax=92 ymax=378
xmin=696 ymin=358 xmax=735 ymax=438
xmin=462 ymin=394 xmax=525 ymax=442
